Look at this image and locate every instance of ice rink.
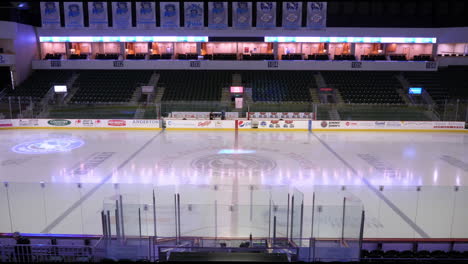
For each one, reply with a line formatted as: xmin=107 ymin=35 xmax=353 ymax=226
xmin=0 ymin=129 xmax=467 ymax=239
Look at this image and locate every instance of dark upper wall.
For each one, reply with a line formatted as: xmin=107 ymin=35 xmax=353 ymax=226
xmin=1 ymin=0 xmax=468 ymax=28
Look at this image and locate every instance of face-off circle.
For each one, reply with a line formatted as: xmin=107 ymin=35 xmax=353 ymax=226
xmin=12 ymin=138 xmax=85 ymax=154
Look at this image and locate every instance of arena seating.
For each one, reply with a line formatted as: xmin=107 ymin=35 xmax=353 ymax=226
xmin=7 ymin=70 xmax=72 ymax=99
xmin=440 ymin=66 xmax=468 ymax=100
xmin=70 ymin=70 xmax=152 ymax=104
xmin=159 ymin=70 xmax=231 ymax=101
xmin=126 ymin=53 xmax=146 ymax=60
xmin=95 ymin=53 xmax=119 ymax=60
xmin=308 ymin=54 xmax=329 ymax=60
xmin=212 ymin=53 xmax=237 ymax=60
xmin=403 ymin=71 xmax=448 ymax=104
xmin=334 ymin=54 xmax=356 ymax=60
xmin=242 ymin=53 xmax=274 ymax=60
xmin=43 ymin=53 xmax=62 ymax=60
xmin=177 ymin=53 xmax=198 ymax=60
xmin=69 ymin=54 xmax=87 ymax=60
xmin=389 ymin=54 xmax=407 ymax=61
xmin=149 ymin=54 xmax=161 ymax=60
xmin=321 ymin=71 xmax=404 ymax=104
xmin=282 ymin=54 xmax=303 ymax=60
xmin=242 ymin=71 xmax=313 ymax=102
xmin=413 ymin=54 xmax=433 ymax=61
xmin=361 ymin=54 xmax=386 ymax=61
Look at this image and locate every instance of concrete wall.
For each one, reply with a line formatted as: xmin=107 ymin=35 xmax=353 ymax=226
xmin=13 ymin=23 xmax=39 ymax=85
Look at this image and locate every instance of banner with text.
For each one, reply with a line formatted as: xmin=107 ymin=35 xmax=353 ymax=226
xmin=64 ymin=2 xmax=84 ymax=28
xmin=184 ymin=2 xmax=204 ymax=29
xmin=282 ymin=2 xmax=302 ymax=29
xmin=232 ymin=2 xmax=252 ymax=29
xmin=112 ymin=2 xmax=132 ymax=29
xmin=160 ymin=2 xmax=180 ymax=28
xmin=40 ymin=2 xmax=61 ymax=29
xmin=136 ymin=2 xmax=156 ymax=29
xmin=4 ymin=119 xmax=161 ymax=129
xmin=88 ymin=2 xmax=108 ymax=29
xmin=307 ymin=2 xmax=327 ymax=29
xmin=208 ymin=2 xmax=228 ymax=29
xmin=256 ymin=2 xmax=276 ymax=29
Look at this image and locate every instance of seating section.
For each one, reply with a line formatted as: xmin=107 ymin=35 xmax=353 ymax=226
xmin=322 ymin=71 xmax=404 ymax=104
xmin=361 ymin=54 xmax=386 ymax=61
xmin=403 ymin=71 xmax=447 ymax=104
xmin=440 ymin=66 xmax=468 ymax=99
xmin=413 ymin=54 xmax=432 ymax=61
xmin=7 ymin=70 xmax=72 ymax=99
xmin=282 ymin=54 xmax=303 ymax=60
xmin=95 ymin=53 xmax=119 ymax=60
xmin=69 ymin=54 xmax=88 ymax=60
xmin=242 ymin=54 xmax=274 ymax=60
xmin=242 ymin=71 xmax=314 ymax=102
xmin=70 ymin=70 xmax=152 ymax=103
xmin=126 ymin=53 xmax=146 ymax=60
xmin=308 ymin=54 xmax=329 ymax=60
xmin=212 ymin=53 xmax=237 ymax=60
xmin=160 ymin=71 xmax=231 ymax=101
xmin=44 ymin=53 xmax=62 ymax=60
xmin=177 ymin=53 xmax=198 ymax=60
xmin=334 ymin=54 xmax=356 ymax=60
xmin=389 ymin=54 xmax=407 ymax=61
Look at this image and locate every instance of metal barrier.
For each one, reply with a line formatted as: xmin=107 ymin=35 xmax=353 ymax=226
xmin=0 ymin=244 xmax=94 ymax=263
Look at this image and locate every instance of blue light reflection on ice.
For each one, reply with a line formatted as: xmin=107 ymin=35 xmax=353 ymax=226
xmin=218 ymin=149 xmax=256 ymax=154
xmin=12 ymin=138 xmax=85 ymax=154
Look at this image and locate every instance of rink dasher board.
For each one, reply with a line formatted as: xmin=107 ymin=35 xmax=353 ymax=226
xmin=0 ymin=119 xmax=467 ymax=132
xmin=0 ymin=119 xmax=162 ymax=130
xmin=312 ymin=121 xmax=468 ymax=132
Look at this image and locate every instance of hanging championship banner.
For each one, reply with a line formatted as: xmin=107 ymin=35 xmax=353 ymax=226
xmin=208 ymin=2 xmax=228 ymax=29
xmin=136 ymin=2 xmax=156 ymax=29
xmin=282 ymin=2 xmax=302 ymax=29
xmin=232 ymin=2 xmax=252 ymax=29
xmin=64 ymin=2 xmax=84 ymax=28
xmin=40 ymin=2 xmax=60 ymax=28
xmin=256 ymin=2 xmax=276 ymax=28
xmin=184 ymin=2 xmax=204 ymax=29
xmin=88 ymin=2 xmax=108 ymax=29
xmin=160 ymin=2 xmax=180 ymax=28
xmin=112 ymin=2 xmax=132 ymax=29
xmin=307 ymin=2 xmax=327 ymax=29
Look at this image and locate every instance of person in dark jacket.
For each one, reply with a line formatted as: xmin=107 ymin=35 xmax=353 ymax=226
xmin=13 ymin=232 xmax=32 ymax=262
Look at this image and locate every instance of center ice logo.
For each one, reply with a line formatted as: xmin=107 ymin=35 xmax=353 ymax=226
xmin=191 ymin=154 xmax=276 ymax=175
xmin=12 ymin=138 xmax=84 ymax=154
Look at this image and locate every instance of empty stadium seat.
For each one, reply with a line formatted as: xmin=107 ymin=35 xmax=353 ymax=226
xmin=322 ymin=71 xmax=404 ymax=105
xmin=70 ymin=70 xmax=152 ymax=104
xmin=361 ymin=54 xmax=386 ymax=61
xmin=159 ymin=70 xmax=231 ymax=101
xmin=242 ymin=71 xmax=314 ymax=102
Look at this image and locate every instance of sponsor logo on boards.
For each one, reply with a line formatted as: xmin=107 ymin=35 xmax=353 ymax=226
xmin=238 ymin=121 xmax=251 ymax=128
xmin=329 ymin=121 xmax=340 ymax=128
xmin=108 ymin=120 xmax=126 ymax=126
xmin=76 ymin=120 xmax=95 ymax=127
xmin=132 ymin=120 xmax=159 ymax=124
xmin=197 ymin=121 xmax=211 ymax=127
xmin=375 ymin=121 xmax=386 ymax=127
xmin=19 ymin=119 xmax=39 ymax=127
xmin=321 ymin=121 xmax=328 ymax=128
xmin=48 ymin=119 xmax=71 ymax=126
xmin=0 ymin=120 xmax=13 ymax=127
